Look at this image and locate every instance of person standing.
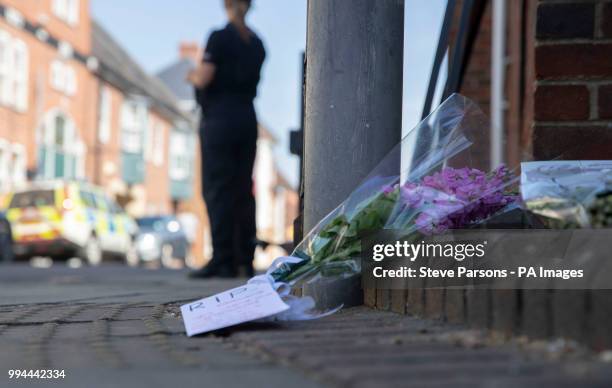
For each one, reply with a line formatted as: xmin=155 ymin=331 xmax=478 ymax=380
xmin=187 ymin=0 xmax=265 ymax=278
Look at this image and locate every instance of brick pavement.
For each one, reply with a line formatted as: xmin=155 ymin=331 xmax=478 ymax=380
xmin=228 ymin=307 xmax=612 ymax=387
xmin=0 ymin=264 xmax=611 ymax=388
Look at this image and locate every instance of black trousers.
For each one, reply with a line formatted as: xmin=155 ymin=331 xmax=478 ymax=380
xmin=200 ymin=136 xmax=257 ymax=271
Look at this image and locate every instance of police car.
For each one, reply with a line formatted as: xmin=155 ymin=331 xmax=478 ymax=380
xmin=0 ymin=211 xmax=13 ymax=263
xmin=5 ymin=181 xmax=138 ymax=265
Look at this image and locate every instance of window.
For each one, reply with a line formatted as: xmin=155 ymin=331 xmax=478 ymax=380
xmin=98 ymin=86 xmax=111 ymax=144
xmin=68 ymin=0 xmax=80 ymax=24
xmin=9 ymin=190 xmax=55 ymax=209
xmin=50 ymin=60 xmax=76 ymax=96
xmin=52 ymin=115 xmax=69 ymax=177
xmin=50 ymin=61 xmax=63 ymax=90
xmin=52 ymin=0 xmax=67 ymax=20
xmin=121 ymin=99 xmax=147 ymax=154
xmin=79 ymin=190 xmax=96 ymax=209
xmin=0 ymin=141 xmax=26 ymax=190
xmin=10 ymin=144 xmax=26 ymax=185
xmin=169 ymin=132 xmax=191 ymax=180
xmin=52 ymin=0 xmax=79 ymax=25
xmin=0 ymin=31 xmax=11 ymax=106
xmin=144 ymin=116 xmax=165 ymax=165
xmin=0 ymin=139 xmax=8 ymax=188
xmin=13 ymin=40 xmax=28 ymax=111
xmin=0 ymin=31 xmax=28 ymax=111
xmin=39 ymin=110 xmax=81 ymax=179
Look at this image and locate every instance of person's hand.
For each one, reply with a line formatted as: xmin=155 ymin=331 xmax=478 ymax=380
xmin=186 ymin=68 xmax=202 ymax=86
xmin=186 ymin=63 xmax=216 ymax=88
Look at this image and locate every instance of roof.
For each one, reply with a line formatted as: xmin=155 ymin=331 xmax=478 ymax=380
xmin=91 ymin=21 xmax=191 ymax=123
xmin=156 ymin=58 xmax=197 ymax=102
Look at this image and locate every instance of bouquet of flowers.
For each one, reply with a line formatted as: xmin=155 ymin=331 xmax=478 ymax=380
xmin=268 ymin=94 xmax=519 ymax=288
xmin=521 ymin=160 xmax=612 ymax=228
xmin=181 ymin=94 xmax=523 ymax=335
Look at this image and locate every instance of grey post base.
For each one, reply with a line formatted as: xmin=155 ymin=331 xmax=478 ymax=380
xmin=301 ymin=274 xmax=363 ymax=310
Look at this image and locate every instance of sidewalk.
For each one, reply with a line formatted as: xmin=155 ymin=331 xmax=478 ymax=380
xmin=0 ymin=264 xmax=611 ymax=388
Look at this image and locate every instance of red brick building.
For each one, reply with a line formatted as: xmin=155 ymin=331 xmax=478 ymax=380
xmin=0 ymin=0 xmax=95 ymax=190
xmin=449 ymin=0 xmax=612 ymax=166
xmin=0 ymin=0 xmax=207 ymax=263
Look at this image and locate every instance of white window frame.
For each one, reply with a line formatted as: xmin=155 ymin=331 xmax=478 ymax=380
xmin=50 ymin=60 xmax=76 ymax=97
xmin=0 ymin=31 xmax=13 ymax=107
xmin=40 ymin=110 xmax=80 ymax=179
xmin=169 ymin=132 xmax=191 ymax=180
xmin=52 ymin=0 xmax=79 ymax=26
xmin=52 ymin=0 xmax=67 ymax=19
xmin=50 ymin=60 xmax=64 ymax=91
xmin=0 ymin=32 xmax=29 ymax=111
xmin=98 ymin=86 xmax=112 ymax=144
xmin=13 ymin=39 xmax=28 ymax=111
xmin=121 ymin=99 xmax=148 ymax=154
xmin=0 ymin=139 xmax=9 ymax=188
xmin=68 ymin=0 xmax=80 ymax=25
xmin=10 ymin=143 xmax=26 ymax=185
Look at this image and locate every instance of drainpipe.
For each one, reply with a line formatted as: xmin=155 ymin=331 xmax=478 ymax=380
xmin=491 ymin=0 xmax=506 ymax=169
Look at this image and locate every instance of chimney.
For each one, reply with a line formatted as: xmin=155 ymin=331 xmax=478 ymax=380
xmin=179 ymin=42 xmax=201 ymax=63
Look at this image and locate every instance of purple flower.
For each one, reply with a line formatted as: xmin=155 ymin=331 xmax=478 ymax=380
xmin=397 ymin=165 xmax=516 ymax=234
xmin=382 ymin=184 xmax=397 ymax=195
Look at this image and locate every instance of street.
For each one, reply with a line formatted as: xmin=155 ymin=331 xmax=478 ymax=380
xmin=0 ymin=264 xmax=320 ymax=388
xmin=0 ymin=264 xmax=611 ymax=388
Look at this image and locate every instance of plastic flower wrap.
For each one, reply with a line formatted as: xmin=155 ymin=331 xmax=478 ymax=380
xmin=179 ymin=94 xmax=521 ymax=335
xmin=521 ymin=160 xmax=612 ymax=228
xmin=389 ymin=165 xmax=517 ymax=234
xmin=269 ymin=94 xmax=519 ymax=287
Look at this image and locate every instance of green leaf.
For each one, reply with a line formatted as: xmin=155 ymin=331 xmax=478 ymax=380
xmin=285 ymin=188 xmax=401 ymax=282
xmin=318 ymin=215 xmax=350 ymax=238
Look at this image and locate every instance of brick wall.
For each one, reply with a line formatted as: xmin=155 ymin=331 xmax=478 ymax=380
xmin=366 ymin=0 xmax=612 ymax=350
xmin=446 ymin=0 xmax=612 ymax=164
xmin=532 ymin=0 xmax=612 ymax=160
xmin=0 ymin=1 xmax=97 ymax=182
xmin=3 ymin=0 xmax=92 ymax=54
xmin=142 ymin=111 xmax=172 ymax=215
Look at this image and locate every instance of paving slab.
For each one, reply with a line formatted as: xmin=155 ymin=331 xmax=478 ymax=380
xmin=0 ymin=264 xmax=611 ymax=388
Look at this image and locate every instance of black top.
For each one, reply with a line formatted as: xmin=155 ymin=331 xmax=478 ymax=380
xmin=196 ymin=23 xmax=266 ymax=145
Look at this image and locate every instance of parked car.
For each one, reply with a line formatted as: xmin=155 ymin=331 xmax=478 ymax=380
xmin=0 ymin=211 xmax=13 ymax=263
xmin=5 ymin=181 xmax=138 ymax=265
xmin=135 ymin=215 xmax=190 ymax=268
